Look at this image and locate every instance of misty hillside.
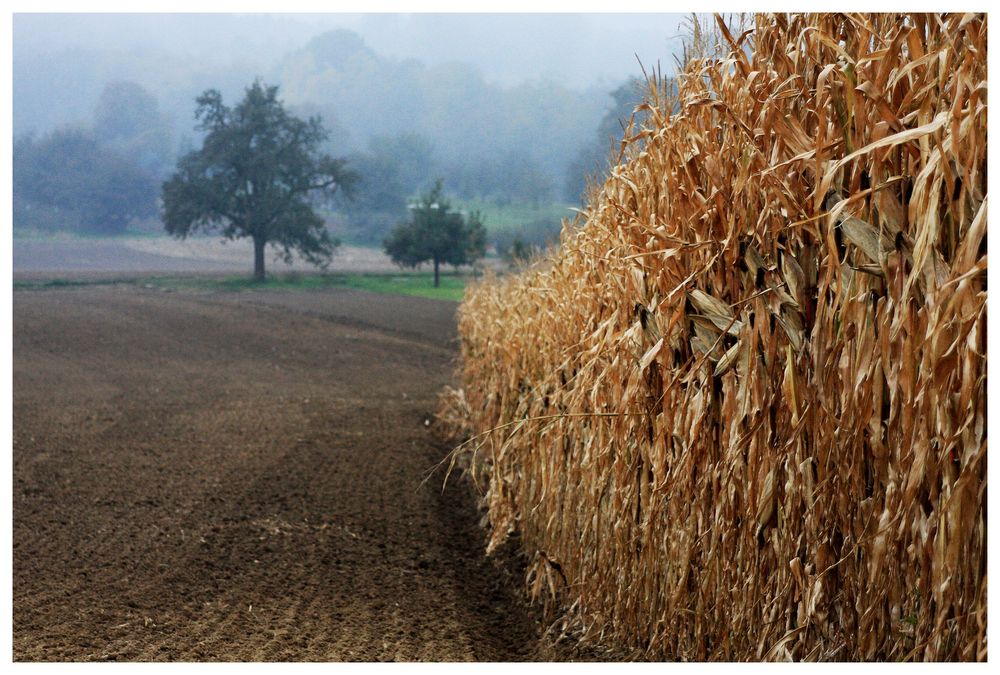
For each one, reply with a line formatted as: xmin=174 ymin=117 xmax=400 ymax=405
xmin=13 ymin=13 xmax=683 ymax=245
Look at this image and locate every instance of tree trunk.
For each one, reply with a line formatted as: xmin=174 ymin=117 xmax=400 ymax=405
xmin=433 ymin=257 xmax=440 ymax=288
xmin=253 ymin=236 xmax=266 ymax=281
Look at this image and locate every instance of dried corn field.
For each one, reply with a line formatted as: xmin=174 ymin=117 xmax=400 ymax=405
xmin=440 ymin=13 xmax=987 ymax=661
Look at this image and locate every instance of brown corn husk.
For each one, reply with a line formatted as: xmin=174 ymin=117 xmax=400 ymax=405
xmin=439 ymin=13 xmax=987 ymax=661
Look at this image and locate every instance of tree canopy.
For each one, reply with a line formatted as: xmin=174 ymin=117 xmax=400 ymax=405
xmin=383 ymin=180 xmax=486 ymax=287
xmin=337 ymin=132 xmax=438 ymax=244
xmin=564 ymin=77 xmax=645 ymax=203
xmin=278 ymin=29 xmax=608 ymax=203
xmin=94 ymin=80 xmax=174 ymax=175
xmin=161 ymin=80 xmax=356 ymax=280
xmin=13 ymin=128 xmax=159 ymax=234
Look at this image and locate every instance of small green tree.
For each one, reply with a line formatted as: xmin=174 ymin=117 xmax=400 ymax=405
xmin=162 ymin=80 xmax=356 ymax=280
xmin=383 ymin=180 xmax=486 ymax=287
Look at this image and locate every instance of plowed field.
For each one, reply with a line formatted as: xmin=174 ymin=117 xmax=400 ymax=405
xmin=12 ymin=284 xmax=585 ymax=661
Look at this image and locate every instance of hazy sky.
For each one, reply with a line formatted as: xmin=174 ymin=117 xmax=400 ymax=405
xmin=14 ymin=13 xmax=688 ymax=90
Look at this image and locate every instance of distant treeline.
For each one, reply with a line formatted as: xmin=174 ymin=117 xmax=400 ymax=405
xmin=13 ymin=28 xmax=657 ymax=244
xmin=13 ymin=81 xmax=170 ymax=235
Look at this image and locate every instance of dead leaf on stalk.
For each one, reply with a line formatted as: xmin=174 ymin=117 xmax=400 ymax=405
xmin=690 ymin=289 xmax=743 ymax=334
xmin=714 ymin=340 xmax=742 ymax=376
xmin=841 ymin=215 xmax=893 ymax=264
xmin=639 ymin=337 xmax=665 ymax=372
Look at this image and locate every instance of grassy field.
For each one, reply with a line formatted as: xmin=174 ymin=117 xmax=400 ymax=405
xmin=15 ymin=272 xmax=470 ymax=302
xmin=455 ymin=199 xmax=577 ymax=253
xmin=454 ymin=200 xmax=577 ymax=229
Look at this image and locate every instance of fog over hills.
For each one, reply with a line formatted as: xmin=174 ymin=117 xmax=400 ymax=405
xmin=14 ymin=13 xmax=685 ymax=87
xmin=14 ymin=13 xmax=685 ymax=136
xmin=13 ymin=13 xmax=687 ymax=242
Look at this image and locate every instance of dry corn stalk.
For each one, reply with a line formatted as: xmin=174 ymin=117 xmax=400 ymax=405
xmin=441 ymin=13 xmax=986 ymax=661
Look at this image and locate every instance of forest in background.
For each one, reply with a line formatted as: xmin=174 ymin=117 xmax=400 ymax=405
xmin=14 ymin=16 xmax=678 ymax=251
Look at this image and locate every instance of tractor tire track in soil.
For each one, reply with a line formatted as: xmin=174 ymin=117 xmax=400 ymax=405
xmin=13 ymin=285 xmax=584 ymax=661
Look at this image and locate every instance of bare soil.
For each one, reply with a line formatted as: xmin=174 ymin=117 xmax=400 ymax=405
xmin=13 ymin=237 xmax=403 ymax=276
xmin=12 ymin=284 xmax=585 ymax=661
xmin=13 ymin=236 xmax=503 ymax=279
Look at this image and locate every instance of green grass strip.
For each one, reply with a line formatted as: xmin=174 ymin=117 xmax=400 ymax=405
xmin=14 ymin=272 xmax=468 ymax=302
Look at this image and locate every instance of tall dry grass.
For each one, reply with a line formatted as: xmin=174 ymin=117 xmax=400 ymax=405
xmin=440 ymin=13 xmax=987 ymax=661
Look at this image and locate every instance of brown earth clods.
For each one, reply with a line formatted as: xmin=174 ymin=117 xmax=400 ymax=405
xmin=12 ymin=284 xmax=592 ymax=661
